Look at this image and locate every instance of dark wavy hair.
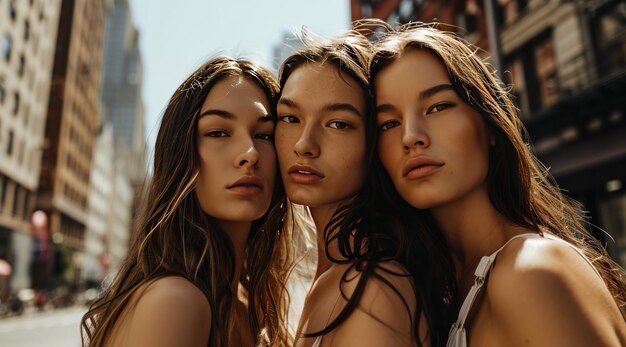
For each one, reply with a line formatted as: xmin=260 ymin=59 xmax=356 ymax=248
xmin=370 ymin=21 xmax=626 ymax=327
xmin=278 ymin=22 xmax=457 ymax=347
xmin=81 ymin=57 xmax=293 ymax=347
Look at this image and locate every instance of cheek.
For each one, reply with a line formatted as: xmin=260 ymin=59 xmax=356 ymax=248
xmin=261 ymin=146 xmax=277 ymax=176
xmin=377 ymin=135 xmax=400 ymax=176
xmin=337 ymin=135 xmax=368 ymax=185
xmin=274 ymin=127 xmax=294 ymax=163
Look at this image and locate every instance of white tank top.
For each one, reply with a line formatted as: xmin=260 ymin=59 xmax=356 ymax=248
xmin=446 ymin=233 xmax=602 ymax=347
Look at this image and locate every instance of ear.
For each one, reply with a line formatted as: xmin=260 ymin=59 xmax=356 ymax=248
xmin=489 ymin=132 xmax=496 ymax=146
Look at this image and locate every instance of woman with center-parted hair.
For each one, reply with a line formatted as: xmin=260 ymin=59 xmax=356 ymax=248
xmin=274 ymin=23 xmax=456 ymax=347
xmin=370 ymin=23 xmax=626 ymax=347
xmin=80 ymin=57 xmax=295 ymax=347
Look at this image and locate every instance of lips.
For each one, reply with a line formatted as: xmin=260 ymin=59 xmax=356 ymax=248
xmin=403 ymin=156 xmax=444 ymax=179
xmin=287 ymin=164 xmax=324 ymax=184
xmin=227 ymin=175 xmax=263 ymax=195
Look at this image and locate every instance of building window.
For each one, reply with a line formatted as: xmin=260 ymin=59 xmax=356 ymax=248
xmin=2 ymin=35 xmax=12 ymax=61
xmin=0 ymin=78 xmax=5 ymax=104
xmin=18 ymin=54 xmax=25 ymax=77
xmin=505 ymin=33 xmax=557 ymax=115
xmin=24 ymin=20 xmax=30 ymax=41
xmin=592 ymin=1 xmax=626 ymax=77
xmin=0 ymin=175 xmax=6 ymax=212
xmin=501 ymin=0 xmax=529 ymax=25
xmin=534 ymin=37 xmax=557 ymax=109
xmin=7 ymin=130 xmax=13 ymax=156
xmin=506 ymin=58 xmax=530 ymax=118
xmin=9 ymin=1 xmax=17 ymax=21
xmin=13 ymin=92 xmax=19 ymax=115
xmin=13 ymin=186 xmax=19 ymax=218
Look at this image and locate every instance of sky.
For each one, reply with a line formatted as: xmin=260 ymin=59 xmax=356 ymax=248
xmin=126 ymin=0 xmax=351 ymax=162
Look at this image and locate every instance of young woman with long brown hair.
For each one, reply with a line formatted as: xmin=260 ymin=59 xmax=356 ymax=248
xmin=81 ymin=57 xmax=293 ymax=347
xmin=274 ymin=26 xmax=455 ymax=347
xmin=370 ymin=24 xmax=626 ymax=347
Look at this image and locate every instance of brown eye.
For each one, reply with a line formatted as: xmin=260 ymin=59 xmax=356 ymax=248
xmin=427 ymin=103 xmax=454 ymax=114
xmin=379 ymin=120 xmax=400 ymax=131
xmin=255 ymin=133 xmax=274 ymax=141
xmin=328 ymin=121 xmax=352 ymax=129
xmin=279 ymin=115 xmax=299 ymax=124
xmin=205 ymin=130 xmax=229 ymax=137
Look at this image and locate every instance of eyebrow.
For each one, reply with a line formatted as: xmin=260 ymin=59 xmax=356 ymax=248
xmin=277 ymin=97 xmax=299 ymax=110
xmin=419 ymin=83 xmax=454 ymax=99
xmin=198 ymin=109 xmax=271 ymax=122
xmin=278 ymin=97 xmax=363 ymax=118
xmin=376 ymin=83 xmax=455 ymax=114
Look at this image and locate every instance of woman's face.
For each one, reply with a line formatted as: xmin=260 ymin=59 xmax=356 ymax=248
xmin=375 ymin=49 xmax=492 ymax=210
xmin=275 ymin=63 xmax=367 ymax=208
xmin=195 ymin=75 xmax=276 ymax=223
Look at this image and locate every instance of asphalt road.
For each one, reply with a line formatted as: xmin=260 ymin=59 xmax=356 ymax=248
xmin=0 ymin=306 xmax=86 ymax=347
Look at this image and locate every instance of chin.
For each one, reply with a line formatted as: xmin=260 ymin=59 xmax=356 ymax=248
xmin=400 ymin=192 xmax=443 ymax=210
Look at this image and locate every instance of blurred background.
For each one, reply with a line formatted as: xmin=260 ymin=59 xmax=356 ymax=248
xmin=0 ymin=0 xmax=624 ymax=346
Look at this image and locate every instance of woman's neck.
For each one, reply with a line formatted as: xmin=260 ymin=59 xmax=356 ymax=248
xmin=430 ymin=186 xmax=522 ymax=282
xmin=217 ymin=220 xmax=252 ymax=293
xmin=309 ymin=202 xmax=345 ymax=280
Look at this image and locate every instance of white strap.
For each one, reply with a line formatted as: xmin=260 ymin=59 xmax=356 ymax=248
xmin=446 ymin=233 xmax=540 ymax=347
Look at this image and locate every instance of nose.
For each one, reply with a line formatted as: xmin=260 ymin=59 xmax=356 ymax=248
xmin=234 ymin=138 xmax=260 ymax=169
xmin=402 ymin=117 xmax=430 ymax=152
xmin=293 ymin=126 xmax=320 ymax=158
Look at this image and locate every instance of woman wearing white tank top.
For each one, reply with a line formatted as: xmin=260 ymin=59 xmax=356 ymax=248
xmin=370 ymin=24 xmax=626 ymax=347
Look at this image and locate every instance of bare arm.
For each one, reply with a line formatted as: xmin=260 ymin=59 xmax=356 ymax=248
xmin=489 ymin=238 xmax=626 ymax=347
xmin=114 ymin=276 xmax=212 ymax=347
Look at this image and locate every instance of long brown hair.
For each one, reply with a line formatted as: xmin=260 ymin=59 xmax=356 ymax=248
xmin=278 ymin=23 xmax=457 ymax=346
xmin=370 ymin=23 xmax=626 ymax=321
xmin=81 ymin=57 xmax=293 ymax=347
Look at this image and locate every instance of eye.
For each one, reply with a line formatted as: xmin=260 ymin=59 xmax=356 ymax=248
xmin=379 ymin=120 xmax=400 ymax=131
xmin=255 ymin=133 xmax=274 ymax=141
xmin=328 ymin=121 xmax=352 ymax=129
xmin=205 ymin=130 xmax=229 ymax=137
xmin=279 ymin=115 xmax=300 ymax=124
xmin=427 ymin=102 xmax=454 ymax=114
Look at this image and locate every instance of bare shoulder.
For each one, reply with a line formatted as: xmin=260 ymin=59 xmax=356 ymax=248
xmin=330 ymin=260 xmax=420 ymax=347
xmin=490 ymin=235 xmax=609 ymax=300
xmin=137 ymin=276 xmax=211 ymax=317
xmin=357 ymin=260 xmax=417 ymax=317
xmin=486 ymin=236 xmax=625 ymax=346
xmin=121 ymin=276 xmax=212 ymax=346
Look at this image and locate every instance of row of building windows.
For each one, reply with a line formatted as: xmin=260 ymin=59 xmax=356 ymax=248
xmin=0 ymin=119 xmax=38 ymax=173
xmin=62 ymin=182 xmax=87 ymax=210
xmin=0 ymin=174 xmax=33 ymax=222
xmin=66 ymin=151 xmax=90 ymax=185
xmin=501 ymin=2 xmax=625 ymax=118
xmin=6 ymin=0 xmax=46 ymax=23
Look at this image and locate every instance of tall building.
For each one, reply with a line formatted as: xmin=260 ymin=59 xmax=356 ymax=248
xmin=499 ymin=0 xmax=626 ymax=265
xmin=0 ymin=0 xmax=62 ymax=293
xmin=84 ymin=122 xmax=133 ymax=285
xmin=272 ymin=31 xmax=305 ymax=74
xmin=101 ymin=0 xmax=146 ymax=185
xmin=353 ymin=0 xmax=626 ymax=266
xmin=36 ymin=0 xmax=107 ymax=289
xmin=84 ymin=123 xmax=114 ymax=285
xmin=351 ymin=0 xmax=490 ymax=50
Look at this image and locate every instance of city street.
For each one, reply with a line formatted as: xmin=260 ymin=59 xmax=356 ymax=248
xmin=0 ymin=306 xmax=86 ymax=347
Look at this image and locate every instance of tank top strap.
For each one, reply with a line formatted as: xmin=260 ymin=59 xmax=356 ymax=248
xmin=446 ymin=233 xmax=541 ymax=347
